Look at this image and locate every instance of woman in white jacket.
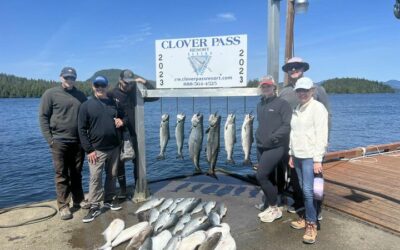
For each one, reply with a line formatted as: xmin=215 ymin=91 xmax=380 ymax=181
xmin=288 ymin=77 xmax=328 ymax=244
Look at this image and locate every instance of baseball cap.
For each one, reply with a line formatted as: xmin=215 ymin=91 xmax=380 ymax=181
xmin=258 ymin=75 xmax=275 ymax=86
xmin=60 ymin=67 xmax=77 ymax=78
xmin=93 ymin=76 xmax=108 ymax=87
xmin=120 ymin=69 xmax=135 ymax=83
xmin=294 ymin=77 xmax=314 ymax=90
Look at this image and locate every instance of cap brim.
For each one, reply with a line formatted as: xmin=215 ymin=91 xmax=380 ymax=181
xmin=61 ymin=73 xmax=76 ymax=78
xmin=282 ymin=62 xmax=309 ymax=72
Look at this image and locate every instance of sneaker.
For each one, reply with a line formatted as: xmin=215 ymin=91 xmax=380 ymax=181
xmin=260 ymin=207 xmax=282 ymax=223
xmin=303 ymin=222 xmax=317 ymax=244
xmin=73 ymin=200 xmax=90 ymax=209
xmin=291 ymin=217 xmax=306 ymax=229
xmin=257 ymin=206 xmax=272 ymax=218
xmin=59 ymin=207 xmax=72 ymax=220
xmin=317 ymin=213 xmax=323 ymax=221
xmin=287 ymin=205 xmax=305 ymax=214
xmin=104 ymin=199 xmax=122 ymax=211
xmin=82 ymin=207 xmax=101 ymax=223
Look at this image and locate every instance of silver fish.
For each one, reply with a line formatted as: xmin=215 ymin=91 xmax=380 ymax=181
xmin=188 ymin=113 xmax=204 ymax=173
xmin=167 ymin=198 xmax=184 ymax=213
xmin=178 ymin=230 xmax=207 ymax=250
xmin=224 ymin=113 xmax=236 ymax=164
xmin=154 ymin=211 xmax=179 ymax=234
xmin=138 ymin=237 xmax=151 ymax=250
xmin=172 ymin=213 xmax=191 ymax=235
xmin=172 ymin=197 xmax=195 ymax=215
xmin=204 ymin=200 xmax=216 ymax=215
xmin=148 ymin=208 xmax=160 ymax=226
xmin=135 ymin=197 xmax=165 ymax=214
xmin=175 ymin=113 xmax=186 ymax=159
xmin=111 ymin=221 xmax=149 ymax=248
xmin=190 ymin=201 xmax=207 ymax=215
xmin=164 ymin=235 xmax=182 ymax=250
xmin=181 ymin=216 xmax=210 ymax=238
xmin=158 ymin=198 xmax=174 ymax=213
xmin=125 ymin=224 xmax=153 ymax=250
xmin=98 ymin=218 xmax=125 ymax=250
xmin=151 ymin=230 xmax=172 ymax=250
xmin=157 ymin=113 xmax=170 ymax=160
xmin=206 ymin=113 xmax=221 ymax=179
xmin=209 ymin=211 xmax=221 ymax=226
xmin=214 ymin=232 xmax=236 ymax=250
xmin=215 ymin=202 xmax=227 ymax=219
xmin=241 ymin=113 xmax=254 ymax=166
xmin=197 ymin=232 xmax=222 ymax=250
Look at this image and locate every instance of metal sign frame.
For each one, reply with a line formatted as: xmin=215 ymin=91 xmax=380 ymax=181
xmin=132 ymin=85 xmax=260 ymax=202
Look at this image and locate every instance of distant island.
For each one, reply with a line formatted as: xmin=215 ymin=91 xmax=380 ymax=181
xmin=0 ymin=72 xmax=396 ymax=98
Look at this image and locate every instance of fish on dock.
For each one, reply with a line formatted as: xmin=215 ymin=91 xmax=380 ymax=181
xmin=175 ymin=113 xmax=186 ymax=159
xmin=224 ymin=113 xmax=236 ymax=165
xmin=241 ymin=113 xmax=254 ymax=166
xmin=206 ymin=112 xmax=221 ymax=178
xmin=188 ymin=113 xmax=204 ymax=173
xmin=125 ymin=224 xmax=153 ymax=250
xmin=157 ymin=114 xmax=170 ymax=160
xmin=98 ymin=218 xmax=125 ymax=250
xmin=135 ymin=197 xmax=165 ymax=214
xmin=111 ymin=221 xmax=149 ymax=248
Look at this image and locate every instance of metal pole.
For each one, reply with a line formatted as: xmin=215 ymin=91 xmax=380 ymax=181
xmin=267 ymin=0 xmax=280 ymax=84
xmin=284 ymin=0 xmax=295 ymax=85
xmin=133 ymin=84 xmax=150 ymax=202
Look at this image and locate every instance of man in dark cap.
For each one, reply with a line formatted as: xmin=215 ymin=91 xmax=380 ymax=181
xmin=108 ymin=69 xmax=158 ymax=199
xmin=39 ymin=66 xmax=88 ymax=220
xmin=279 ymin=57 xmax=330 ymax=219
xmin=78 ymin=76 xmax=126 ymax=223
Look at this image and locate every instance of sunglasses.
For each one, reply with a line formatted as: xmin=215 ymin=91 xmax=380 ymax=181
xmin=288 ymin=63 xmax=304 ymax=71
xmin=295 ymin=88 xmax=311 ymax=93
xmin=93 ymin=83 xmax=108 ymax=88
xmin=63 ymin=76 xmax=76 ymax=81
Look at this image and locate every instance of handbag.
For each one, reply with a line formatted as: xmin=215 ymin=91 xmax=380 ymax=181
xmin=313 ymin=173 xmax=324 ymax=200
xmin=120 ymin=128 xmax=135 ymax=161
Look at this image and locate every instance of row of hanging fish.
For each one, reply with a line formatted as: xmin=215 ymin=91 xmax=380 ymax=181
xmin=156 ymin=112 xmax=255 ymax=174
xmin=97 ymin=197 xmax=236 ymax=250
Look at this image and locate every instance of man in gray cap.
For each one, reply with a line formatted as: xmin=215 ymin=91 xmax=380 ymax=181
xmin=108 ymin=69 xmax=158 ymax=199
xmin=39 ymin=66 xmax=88 ymax=220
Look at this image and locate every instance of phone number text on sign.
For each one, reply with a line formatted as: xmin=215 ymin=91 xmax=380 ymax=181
xmin=156 ymin=34 xmax=247 ymax=89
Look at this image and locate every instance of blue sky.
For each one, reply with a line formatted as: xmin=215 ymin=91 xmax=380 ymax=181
xmin=0 ymin=0 xmax=398 ymax=83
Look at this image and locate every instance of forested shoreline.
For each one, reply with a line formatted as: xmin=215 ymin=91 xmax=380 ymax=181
xmin=0 ymin=72 xmax=395 ymax=98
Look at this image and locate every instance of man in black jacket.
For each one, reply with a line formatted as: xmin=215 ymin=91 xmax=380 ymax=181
xmin=78 ymin=76 xmax=126 ymax=223
xmin=39 ymin=67 xmax=88 ymax=220
xmin=108 ymin=69 xmax=158 ymax=199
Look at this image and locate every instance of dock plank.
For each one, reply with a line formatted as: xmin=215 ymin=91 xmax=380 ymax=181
xmin=323 ymin=151 xmax=400 ymax=235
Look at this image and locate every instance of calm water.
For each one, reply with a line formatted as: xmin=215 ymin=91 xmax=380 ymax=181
xmin=0 ymin=93 xmax=399 ymax=208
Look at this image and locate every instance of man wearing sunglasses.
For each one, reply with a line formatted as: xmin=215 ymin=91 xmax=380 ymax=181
xmin=78 ymin=76 xmax=127 ymax=223
xmin=108 ymin=69 xmax=158 ymax=199
xmin=279 ymin=57 xmax=331 ymax=218
xmin=39 ymin=67 xmax=88 ymax=220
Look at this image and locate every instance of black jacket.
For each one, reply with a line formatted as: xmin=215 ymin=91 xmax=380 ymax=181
xmin=78 ymin=97 xmax=125 ymax=153
xmin=108 ymin=82 xmax=158 ymax=137
xmin=255 ymin=95 xmax=292 ymax=149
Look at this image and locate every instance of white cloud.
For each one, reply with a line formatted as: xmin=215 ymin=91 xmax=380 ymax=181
xmin=102 ymin=23 xmax=152 ymax=49
xmin=214 ymin=13 xmax=237 ymax=22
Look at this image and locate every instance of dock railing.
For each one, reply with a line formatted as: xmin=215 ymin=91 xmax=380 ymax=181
xmin=132 ymin=84 xmax=260 ymax=202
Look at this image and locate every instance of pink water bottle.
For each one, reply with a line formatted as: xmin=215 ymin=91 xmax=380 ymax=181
xmin=314 ymin=173 xmax=324 ymax=200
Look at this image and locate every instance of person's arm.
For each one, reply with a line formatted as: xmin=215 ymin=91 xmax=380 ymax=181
xmin=77 ymin=103 xmax=94 ymax=154
xmin=270 ymin=100 xmax=292 ymax=144
xmin=38 ymin=91 xmax=53 ymax=145
xmin=135 ymin=78 xmax=159 ymax=102
xmin=313 ymin=103 xmax=328 ymax=163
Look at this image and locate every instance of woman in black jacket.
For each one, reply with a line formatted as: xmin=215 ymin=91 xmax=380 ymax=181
xmin=255 ymin=75 xmax=292 ymax=223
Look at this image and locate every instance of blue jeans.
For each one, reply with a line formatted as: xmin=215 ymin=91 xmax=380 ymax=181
xmin=293 ymin=157 xmax=317 ymax=223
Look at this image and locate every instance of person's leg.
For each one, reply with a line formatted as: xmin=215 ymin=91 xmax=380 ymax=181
xmin=104 ymin=147 xmax=119 ymax=204
xmin=87 ymin=150 xmax=107 ymax=207
xmin=298 ymin=158 xmax=317 ymax=224
xmin=68 ymin=143 xmax=85 ymax=204
xmin=50 ymin=141 xmax=71 ymax=210
xmin=117 ymin=159 xmax=127 ymax=198
xmin=288 ymin=164 xmax=304 ymax=213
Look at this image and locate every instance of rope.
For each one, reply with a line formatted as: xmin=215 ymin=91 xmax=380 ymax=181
xmin=0 ymin=204 xmax=58 ymax=228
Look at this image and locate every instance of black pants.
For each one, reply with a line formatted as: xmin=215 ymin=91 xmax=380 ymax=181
xmin=256 ymin=146 xmax=285 ymax=207
xmin=51 ymin=141 xmax=84 ymax=209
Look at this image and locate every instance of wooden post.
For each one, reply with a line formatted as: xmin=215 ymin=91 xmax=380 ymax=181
xmin=133 ymin=84 xmax=150 ymax=202
xmin=284 ymin=0 xmax=295 ymax=85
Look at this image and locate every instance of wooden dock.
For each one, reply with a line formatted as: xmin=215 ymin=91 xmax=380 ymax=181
xmin=323 ymin=142 xmax=400 ymax=235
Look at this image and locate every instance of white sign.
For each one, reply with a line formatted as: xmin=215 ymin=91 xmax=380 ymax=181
xmin=155 ymin=34 xmax=247 ymax=89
